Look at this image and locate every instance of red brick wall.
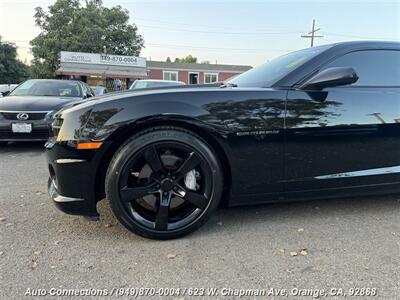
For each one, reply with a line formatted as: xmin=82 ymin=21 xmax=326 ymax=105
xmin=217 ymin=72 xmax=241 ymax=82
xmin=178 ymin=71 xmax=187 ymax=83
xmin=148 ymin=69 xmax=163 ymax=80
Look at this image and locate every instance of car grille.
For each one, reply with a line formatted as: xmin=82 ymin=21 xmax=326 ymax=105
xmin=52 ymin=117 xmax=64 ymax=137
xmin=0 ymin=112 xmax=49 ymax=120
xmin=0 ymin=127 xmax=51 ymax=140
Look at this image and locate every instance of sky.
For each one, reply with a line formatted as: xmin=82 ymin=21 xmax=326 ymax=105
xmin=0 ymin=0 xmax=399 ymax=66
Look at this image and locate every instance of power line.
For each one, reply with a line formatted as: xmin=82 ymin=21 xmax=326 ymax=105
xmin=137 ymin=24 xmax=303 ymax=35
xmin=4 ymin=39 xmax=294 ymax=53
xmin=134 ymin=17 xmax=303 ymax=32
xmin=301 ymin=19 xmax=323 ymax=47
xmin=146 ymin=43 xmax=294 ymax=52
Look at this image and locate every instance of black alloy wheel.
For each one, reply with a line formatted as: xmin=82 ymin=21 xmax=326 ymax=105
xmin=106 ymin=127 xmax=223 ymax=239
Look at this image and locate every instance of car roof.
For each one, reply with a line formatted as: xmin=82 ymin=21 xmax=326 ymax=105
xmin=328 ymin=40 xmax=400 ymax=51
xmin=136 ymin=79 xmax=185 ymax=84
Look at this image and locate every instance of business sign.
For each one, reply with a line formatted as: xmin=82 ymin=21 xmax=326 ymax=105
xmin=60 ymin=51 xmax=146 ymax=68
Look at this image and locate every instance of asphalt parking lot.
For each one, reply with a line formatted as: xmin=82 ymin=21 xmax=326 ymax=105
xmin=0 ymin=142 xmax=399 ymax=299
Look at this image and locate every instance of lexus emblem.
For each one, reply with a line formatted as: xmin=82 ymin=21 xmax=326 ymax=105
xmin=17 ymin=113 xmax=29 ymax=120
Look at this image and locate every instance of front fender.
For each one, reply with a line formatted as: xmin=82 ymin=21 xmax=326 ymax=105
xmin=80 ymin=99 xmax=223 ymax=141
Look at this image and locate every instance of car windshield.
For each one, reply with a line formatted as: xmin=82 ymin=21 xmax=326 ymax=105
xmin=10 ymin=80 xmax=82 ymax=97
xmin=132 ymin=81 xmax=182 ymax=89
xmin=228 ymin=45 xmax=331 ymax=87
xmin=92 ymin=87 xmax=106 ymax=94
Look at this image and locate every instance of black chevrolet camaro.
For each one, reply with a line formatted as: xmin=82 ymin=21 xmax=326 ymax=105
xmin=46 ymin=41 xmax=400 ymax=239
xmin=0 ymin=79 xmax=94 ymax=145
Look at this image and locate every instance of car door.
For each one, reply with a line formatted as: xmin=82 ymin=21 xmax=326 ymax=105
xmin=284 ymin=49 xmax=400 ymax=193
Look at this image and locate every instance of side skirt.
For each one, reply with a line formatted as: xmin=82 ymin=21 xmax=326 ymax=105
xmin=229 ymin=181 xmax=400 ymax=207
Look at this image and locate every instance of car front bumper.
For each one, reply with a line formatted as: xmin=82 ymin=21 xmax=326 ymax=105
xmin=45 ymin=138 xmax=110 ymax=218
xmin=0 ymin=119 xmax=52 ymax=141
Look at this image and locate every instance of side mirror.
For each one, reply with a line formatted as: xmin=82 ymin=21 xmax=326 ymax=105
xmin=300 ymin=67 xmax=358 ymax=91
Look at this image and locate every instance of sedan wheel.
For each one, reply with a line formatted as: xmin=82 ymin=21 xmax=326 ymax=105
xmin=106 ymin=127 xmax=223 ymax=239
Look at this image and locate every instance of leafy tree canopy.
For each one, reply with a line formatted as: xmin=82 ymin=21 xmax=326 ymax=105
xmin=174 ymin=55 xmax=197 ymax=63
xmin=0 ymin=36 xmax=29 ymax=84
xmin=30 ymin=0 xmax=144 ymax=78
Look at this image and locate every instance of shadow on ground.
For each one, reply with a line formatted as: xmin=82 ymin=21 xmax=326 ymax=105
xmin=61 ymin=193 xmax=399 ymax=242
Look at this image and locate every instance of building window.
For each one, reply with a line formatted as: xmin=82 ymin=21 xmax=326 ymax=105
xmin=204 ymin=73 xmax=218 ymax=83
xmin=163 ymin=71 xmax=178 ymax=81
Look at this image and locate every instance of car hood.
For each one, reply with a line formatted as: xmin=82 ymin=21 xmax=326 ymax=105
xmin=0 ymin=95 xmax=83 ymax=112
xmin=91 ymin=83 xmax=225 ymax=104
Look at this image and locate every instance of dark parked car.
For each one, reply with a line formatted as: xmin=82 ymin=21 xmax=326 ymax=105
xmin=0 ymin=79 xmax=94 ymax=145
xmin=130 ymin=79 xmax=185 ymax=90
xmin=46 ymin=41 xmax=400 ymax=239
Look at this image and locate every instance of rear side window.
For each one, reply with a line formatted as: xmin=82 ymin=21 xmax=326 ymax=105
xmin=321 ymin=50 xmax=400 ymax=86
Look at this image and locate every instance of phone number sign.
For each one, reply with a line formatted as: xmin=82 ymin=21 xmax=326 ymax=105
xmin=61 ymin=51 xmax=146 ymax=68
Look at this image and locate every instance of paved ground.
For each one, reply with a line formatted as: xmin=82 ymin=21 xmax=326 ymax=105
xmin=0 ymin=142 xmax=399 ymax=299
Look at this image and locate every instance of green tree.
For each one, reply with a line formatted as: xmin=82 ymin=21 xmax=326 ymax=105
xmin=30 ymin=0 xmax=144 ymax=78
xmin=0 ymin=36 xmax=29 ymax=84
xmin=174 ymin=55 xmax=197 ymax=63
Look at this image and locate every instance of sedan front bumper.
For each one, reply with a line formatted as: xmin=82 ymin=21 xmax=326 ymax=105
xmin=0 ymin=120 xmax=52 ymax=141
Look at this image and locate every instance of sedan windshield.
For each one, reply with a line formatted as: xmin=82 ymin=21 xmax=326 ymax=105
xmin=131 ymin=81 xmax=183 ymax=90
xmin=228 ymin=45 xmax=331 ymax=87
xmin=10 ymin=80 xmax=82 ymax=97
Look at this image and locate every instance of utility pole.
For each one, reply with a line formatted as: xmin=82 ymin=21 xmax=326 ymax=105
xmin=301 ymin=19 xmax=323 ymax=47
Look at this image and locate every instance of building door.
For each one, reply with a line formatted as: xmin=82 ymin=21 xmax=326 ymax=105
xmin=188 ymin=72 xmax=199 ymax=84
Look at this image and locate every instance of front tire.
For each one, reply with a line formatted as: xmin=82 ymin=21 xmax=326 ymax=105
xmin=105 ymin=126 xmax=223 ymax=239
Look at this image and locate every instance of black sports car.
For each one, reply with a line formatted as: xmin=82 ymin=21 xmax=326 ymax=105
xmin=0 ymin=79 xmax=94 ymax=145
xmin=46 ymin=41 xmax=400 ymax=239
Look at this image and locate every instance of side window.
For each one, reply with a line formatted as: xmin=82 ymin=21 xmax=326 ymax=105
xmin=321 ymin=50 xmax=400 ymax=86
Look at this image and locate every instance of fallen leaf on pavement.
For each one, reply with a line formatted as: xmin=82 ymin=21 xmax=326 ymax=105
xmin=279 ymin=249 xmax=285 ymax=254
xmin=0 ymin=217 xmax=6 ymax=222
xmin=297 ymin=228 xmax=304 ymax=233
xmin=166 ymin=253 xmax=177 ymax=259
xmin=290 ymin=251 xmax=298 ymax=257
xmin=104 ymin=224 xmax=113 ymax=228
xmin=300 ymin=249 xmax=308 ymax=256
xmin=31 ymin=260 xmax=38 ymax=269
xmin=53 ymin=241 xmax=60 ymax=245
xmin=33 ymin=250 xmax=41 ymax=256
